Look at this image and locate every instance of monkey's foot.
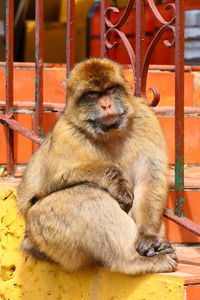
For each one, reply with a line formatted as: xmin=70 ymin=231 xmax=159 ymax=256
xmin=135 ymin=235 xmax=175 ymax=257
xmin=21 ymin=238 xmax=52 ymax=262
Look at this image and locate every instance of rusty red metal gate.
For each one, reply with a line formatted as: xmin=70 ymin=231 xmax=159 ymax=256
xmin=0 ymin=0 xmax=200 ymax=237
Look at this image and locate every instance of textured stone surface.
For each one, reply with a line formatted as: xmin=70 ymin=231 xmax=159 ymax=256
xmin=0 ymin=186 xmax=185 ymax=300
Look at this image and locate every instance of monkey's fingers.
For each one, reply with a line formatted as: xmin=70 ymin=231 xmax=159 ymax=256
xmin=145 ymin=247 xmax=156 ymax=257
xmin=146 ymin=246 xmax=175 ymax=257
xmin=104 ymin=165 xmax=134 ymax=213
xmin=136 ymin=235 xmax=174 ymax=257
xmin=136 ymin=235 xmax=156 ymax=256
xmin=154 ymin=240 xmax=176 ymax=256
xmin=118 ymin=193 xmax=133 ymax=213
xmin=118 ymin=199 xmax=132 ymax=213
xmin=117 ymin=181 xmax=134 ymax=213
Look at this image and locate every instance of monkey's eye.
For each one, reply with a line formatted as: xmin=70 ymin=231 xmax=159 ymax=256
xmin=85 ymin=91 xmax=99 ymax=98
xmin=106 ymin=85 xmax=117 ymax=94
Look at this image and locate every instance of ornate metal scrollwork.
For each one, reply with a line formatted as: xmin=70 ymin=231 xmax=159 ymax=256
xmin=104 ymin=0 xmax=136 ymax=72
xmin=103 ymin=0 xmax=176 ymax=107
xmin=105 ymin=28 xmax=136 ymax=73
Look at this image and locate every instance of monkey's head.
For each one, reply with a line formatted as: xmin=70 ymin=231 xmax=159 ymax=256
xmin=65 ymin=58 xmax=134 ymax=138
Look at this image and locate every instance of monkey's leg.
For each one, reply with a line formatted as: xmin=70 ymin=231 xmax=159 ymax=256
xmin=23 ymin=185 xmax=176 ymax=274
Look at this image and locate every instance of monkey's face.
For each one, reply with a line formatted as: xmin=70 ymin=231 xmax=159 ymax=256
xmin=66 ymin=58 xmax=134 ymax=137
xmin=78 ymin=84 xmax=127 ymax=134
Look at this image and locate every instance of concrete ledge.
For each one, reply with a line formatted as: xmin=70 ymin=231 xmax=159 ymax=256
xmin=0 ymin=186 xmax=184 ymax=300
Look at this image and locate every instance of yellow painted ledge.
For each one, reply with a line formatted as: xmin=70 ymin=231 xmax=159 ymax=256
xmin=0 ymin=185 xmax=184 ymax=300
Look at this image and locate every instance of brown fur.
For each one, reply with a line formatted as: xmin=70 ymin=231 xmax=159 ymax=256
xmin=17 ymin=58 xmax=177 ymax=274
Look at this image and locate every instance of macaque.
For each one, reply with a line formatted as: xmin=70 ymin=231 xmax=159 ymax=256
xmin=17 ymin=58 xmax=177 ymax=274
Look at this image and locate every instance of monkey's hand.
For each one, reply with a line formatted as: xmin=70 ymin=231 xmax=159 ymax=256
xmin=49 ymin=162 xmax=134 ymax=214
xmin=104 ymin=166 xmax=134 ymax=213
xmin=135 ymin=234 xmax=175 ymax=257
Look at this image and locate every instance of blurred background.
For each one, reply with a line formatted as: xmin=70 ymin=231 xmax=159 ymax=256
xmin=0 ymin=0 xmax=200 ymax=65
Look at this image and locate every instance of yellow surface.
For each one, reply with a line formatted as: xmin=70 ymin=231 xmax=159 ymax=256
xmin=59 ymin=0 xmax=133 ymax=62
xmin=25 ymin=0 xmax=128 ymax=63
xmin=0 ymin=185 xmax=185 ymax=300
xmin=27 ymin=0 xmax=61 ymax=22
xmin=24 ymin=21 xmax=66 ymax=63
xmin=60 ymin=0 xmax=94 ymax=61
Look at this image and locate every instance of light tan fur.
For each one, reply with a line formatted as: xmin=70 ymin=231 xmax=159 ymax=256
xmin=17 ymin=58 xmax=176 ymax=274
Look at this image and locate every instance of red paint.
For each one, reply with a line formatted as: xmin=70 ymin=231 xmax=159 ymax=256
xmin=175 ymin=0 xmax=185 ymax=217
xmin=5 ymin=0 xmax=14 ymax=174
xmin=34 ymin=0 xmax=44 ymax=139
xmin=66 ymin=0 xmax=75 ymax=78
xmin=164 ymin=208 xmax=200 ymax=237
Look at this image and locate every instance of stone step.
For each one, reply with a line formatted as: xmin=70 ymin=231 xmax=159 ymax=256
xmin=0 ymin=63 xmax=199 ymax=106
xmin=0 ymin=185 xmax=199 ymax=300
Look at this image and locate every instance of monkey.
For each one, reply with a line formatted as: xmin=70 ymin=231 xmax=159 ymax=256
xmin=17 ymin=58 xmax=177 ymax=275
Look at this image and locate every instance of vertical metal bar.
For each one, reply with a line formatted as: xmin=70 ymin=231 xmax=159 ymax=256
xmin=135 ymin=0 xmax=145 ymax=97
xmin=100 ymin=0 xmax=106 ymax=58
xmin=66 ymin=0 xmax=75 ymax=78
xmin=175 ymin=0 xmax=185 ymax=217
xmin=5 ymin=0 xmax=14 ymax=174
xmin=34 ymin=0 xmax=44 ymax=139
xmin=100 ymin=0 xmax=109 ymax=58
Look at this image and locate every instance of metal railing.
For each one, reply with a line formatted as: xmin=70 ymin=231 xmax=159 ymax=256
xmin=0 ymin=0 xmax=200 ymax=236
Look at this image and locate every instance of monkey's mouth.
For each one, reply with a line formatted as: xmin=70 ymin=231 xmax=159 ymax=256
xmin=88 ymin=114 xmax=125 ymax=133
xmin=97 ymin=114 xmax=120 ymax=126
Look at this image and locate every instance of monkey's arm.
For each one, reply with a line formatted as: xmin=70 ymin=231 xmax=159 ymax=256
xmin=129 ymin=159 xmax=169 ymax=257
xmin=45 ymin=162 xmax=134 ymax=213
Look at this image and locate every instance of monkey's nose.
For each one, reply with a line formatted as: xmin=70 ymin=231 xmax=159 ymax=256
xmin=99 ymin=96 xmax=113 ymax=112
xmin=101 ymin=103 xmax=111 ymax=110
